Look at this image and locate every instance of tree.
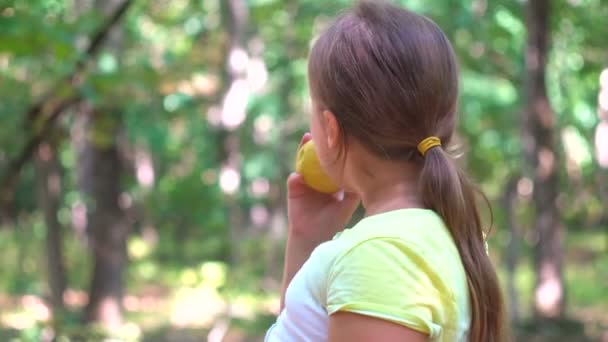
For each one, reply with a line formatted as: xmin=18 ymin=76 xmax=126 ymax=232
xmin=34 ymin=139 xmax=67 ymax=316
xmin=79 ymin=0 xmax=130 ymax=329
xmin=502 ymin=174 xmax=522 ymax=323
xmin=596 ymin=68 xmax=608 ymax=247
xmin=78 ymin=106 xmax=128 ymax=327
xmin=218 ymin=0 xmax=250 ymax=265
xmin=596 ymin=69 xmax=608 ymax=191
xmin=523 ymin=0 xmax=565 ymax=319
xmin=0 ymin=0 xmax=132 ymax=208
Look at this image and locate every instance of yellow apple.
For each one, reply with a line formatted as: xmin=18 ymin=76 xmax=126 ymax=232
xmin=295 ymin=140 xmax=339 ymax=194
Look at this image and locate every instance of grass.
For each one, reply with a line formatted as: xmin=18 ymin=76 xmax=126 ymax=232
xmin=0 ymin=221 xmax=606 ymax=341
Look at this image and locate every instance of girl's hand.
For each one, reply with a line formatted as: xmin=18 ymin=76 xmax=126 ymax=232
xmin=287 ymin=133 xmax=360 ymax=246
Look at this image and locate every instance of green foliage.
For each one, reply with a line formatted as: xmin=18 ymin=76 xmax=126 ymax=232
xmin=0 ymin=0 xmax=607 ymax=340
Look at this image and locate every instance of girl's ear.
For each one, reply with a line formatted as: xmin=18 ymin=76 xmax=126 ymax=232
xmin=322 ymin=110 xmax=340 ymax=149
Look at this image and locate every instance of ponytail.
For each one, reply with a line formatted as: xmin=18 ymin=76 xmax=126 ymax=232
xmin=419 ymin=146 xmax=508 ymax=342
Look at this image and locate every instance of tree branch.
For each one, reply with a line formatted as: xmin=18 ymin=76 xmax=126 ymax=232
xmin=1 ymin=0 xmax=133 ymax=214
xmin=26 ymin=0 xmax=133 ymax=123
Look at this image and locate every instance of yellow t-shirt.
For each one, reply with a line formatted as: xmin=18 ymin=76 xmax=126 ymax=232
xmin=266 ymin=208 xmax=471 ymax=342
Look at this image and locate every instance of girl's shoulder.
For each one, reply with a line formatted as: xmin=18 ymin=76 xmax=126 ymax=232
xmin=312 ymin=208 xmax=466 ymax=294
xmin=335 ymin=208 xmax=456 ymax=253
xmin=317 ymin=209 xmax=471 ymax=340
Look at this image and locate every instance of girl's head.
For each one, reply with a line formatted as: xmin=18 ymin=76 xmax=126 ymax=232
xmin=308 ymin=1 xmax=457 ymax=168
xmin=308 ymin=1 xmax=507 ymax=341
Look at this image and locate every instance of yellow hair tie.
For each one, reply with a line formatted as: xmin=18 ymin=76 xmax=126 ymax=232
xmin=417 ymin=136 xmax=442 ymax=156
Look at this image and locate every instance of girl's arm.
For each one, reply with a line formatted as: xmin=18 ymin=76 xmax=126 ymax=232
xmin=280 ymin=134 xmax=360 ymax=311
xmin=280 ymin=172 xmax=359 ymax=310
xmin=279 ymin=231 xmax=318 ymax=310
xmin=329 ymin=311 xmax=428 ymax=342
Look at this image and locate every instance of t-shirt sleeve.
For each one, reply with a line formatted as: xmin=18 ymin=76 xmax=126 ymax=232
xmin=326 ymin=238 xmax=447 ymax=338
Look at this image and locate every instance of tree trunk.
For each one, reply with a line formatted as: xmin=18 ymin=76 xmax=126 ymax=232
xmin=502 ymin=175 xmax=521 ymax=323
xmin=34 ymin=141 xmax=67 ymax=314
xmin=595 ymin=68 xmax=608 ymax=250
xmin=219 ymin=0 xmax=249 ymax=265
xmin=76 ymin=0 xmax=129 ymax=328
xmin=264 ymin=0 xmax=297 ymax=284
xmin=78 ymin=106 xmax=127 ymax=328
xmin=523 ymin=0 xmax=565 ymax=319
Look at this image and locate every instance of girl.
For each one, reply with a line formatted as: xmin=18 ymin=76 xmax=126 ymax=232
xmin=266 ymin=1 xmax=506 ymax=341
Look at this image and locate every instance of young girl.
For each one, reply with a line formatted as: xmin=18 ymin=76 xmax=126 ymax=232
xmin=266 ymin=1 xmax=506 ymax=341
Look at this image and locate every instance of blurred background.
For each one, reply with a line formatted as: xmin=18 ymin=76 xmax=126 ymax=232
xmin=0 ymin=0 xmax=606 ymax=341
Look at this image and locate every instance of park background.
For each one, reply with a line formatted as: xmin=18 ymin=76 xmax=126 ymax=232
xmin=0 ymin=0 xmax=607 ymax=341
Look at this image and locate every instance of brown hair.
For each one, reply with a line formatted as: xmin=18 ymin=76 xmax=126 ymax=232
xmin=308 ymin=1 xmax=507 ymax=341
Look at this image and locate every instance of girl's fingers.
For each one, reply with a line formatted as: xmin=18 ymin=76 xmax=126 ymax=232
xmin=287 ymin=172 xmax=313 ymax=198
xmin=298 ymin=132 xmax=312 ymax=149
xmin=287 ymin=172 xmax=305 ymax=189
